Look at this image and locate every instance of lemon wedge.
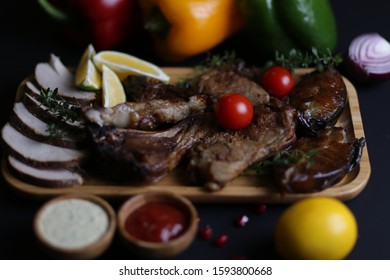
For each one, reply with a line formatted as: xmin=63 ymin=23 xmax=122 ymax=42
xmin=93 ymin=51 xmax=170 ymax=82
xmin=101 ymin=64 xmax=126 ymax=108
xmin=75 ymin=44 xmax=102 ymax=90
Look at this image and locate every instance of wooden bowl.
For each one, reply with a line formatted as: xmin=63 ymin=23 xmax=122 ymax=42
xmin=117 ymin=192 xmax=198 ymax=259
xmin=34 ymin=193 xmax=116 ymax=259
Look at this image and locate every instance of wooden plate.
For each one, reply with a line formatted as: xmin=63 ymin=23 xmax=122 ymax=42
xmin=2 ymin=68 xmax=371 ymax=203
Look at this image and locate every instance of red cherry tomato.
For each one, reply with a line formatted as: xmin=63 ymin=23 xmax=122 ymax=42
xmin=260 ymin=66 xmax=295 ymax=99
xmin=216 ymin=93 xmax=254 ymax=130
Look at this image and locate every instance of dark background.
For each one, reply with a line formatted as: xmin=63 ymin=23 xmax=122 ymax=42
xmin=0 ymin=0 xmax=389 ymax=260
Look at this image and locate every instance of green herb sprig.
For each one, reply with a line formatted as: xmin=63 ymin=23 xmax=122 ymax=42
xmin=37 ymin=88 xmax=82 ymax=138
xmin=266 ymin=47 xmax=343 ymax=72
xmin=254 ymin=148 xmax=317 ymax=173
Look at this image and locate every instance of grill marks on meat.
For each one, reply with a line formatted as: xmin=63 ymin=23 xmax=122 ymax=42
xmin=289 ymin=68 xmax=347 ymax=135
xmin=83 ymin=95 xmax=207 ymax=130
xmin=86 ymin=115 xmax=213 ymax=183
xmin=188 ymin=101 xmax=297 ymax=191
xmin=272 ymin=127 xmax=365 ymax=193
xmin=196 ymin=66 xmax=269 ymax=105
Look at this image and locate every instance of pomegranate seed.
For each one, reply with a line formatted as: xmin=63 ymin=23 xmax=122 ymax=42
xmin=215 ymin=234 xmax=228 ymax=247
xmin=200 ymin=225 xmax=213 ymax=240
xmin=235 ymin=214 xmax=249 ymax=227
xmin=257 ymin=203 xmax=267 ymax=215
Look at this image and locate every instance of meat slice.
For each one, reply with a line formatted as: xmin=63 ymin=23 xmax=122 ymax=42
xmin=188 ymin=101 xmax=297 ymax=191
xmin=7 ymin=156 xmax=84 ymax=188
xmin=35 ymin=54 xmax=96 ymax=105
xmin=1 ymin=123 xmax=86 ymax=169
xmin=86 ymin=114 xmax=213 ymax=183
xmin=271 ymin=127 xmax=365 ymax=193
xmin=10 ymin=102 xmax=82 ymax=148
xmin=196 ymin=66 xmax=269 ymax=105
xmin=23 ymin=93 xmax=84 ymax=132
xmin=83 ymin=95 xmax=207 ymax=130
xmin=289 ymin=68 xmax=347 ymax=135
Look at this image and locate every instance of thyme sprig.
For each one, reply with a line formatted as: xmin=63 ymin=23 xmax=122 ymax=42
xmin=266 ymin=47 xmax=343 ymax=72
xmin=195 ymin=50 xmax=237 ymax=73
xmin=37 ymin=88 xmax=82 ymax=138
xmin=254 ymin=148 xmax=318 ymax=173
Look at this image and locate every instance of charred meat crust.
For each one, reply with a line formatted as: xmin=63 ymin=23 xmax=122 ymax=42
xmin=85 ymin=114 xmax=213 ymax=183
xmin=289 ymin=68 xmax=347 ymax=135
xmin=124 ymin=75 xmax=200 ymax=102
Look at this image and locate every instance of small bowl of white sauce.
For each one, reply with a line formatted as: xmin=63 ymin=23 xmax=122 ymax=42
xmin=34 ymin=193 xmax=116 ymax=259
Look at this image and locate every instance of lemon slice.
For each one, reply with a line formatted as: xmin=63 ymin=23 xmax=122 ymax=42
xmin=101 ymin=65 xmax=126 ymax=108
xmin=93 ymin=51 xmax=170 ymax=82
xmin=75 ymin=44 xmax=102 ymax=90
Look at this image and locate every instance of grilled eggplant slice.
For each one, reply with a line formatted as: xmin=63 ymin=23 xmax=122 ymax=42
xmin=289 ymin=68 xmax=347 ymax=135
xmin=271 ymin=127 xmax=365 ymax=193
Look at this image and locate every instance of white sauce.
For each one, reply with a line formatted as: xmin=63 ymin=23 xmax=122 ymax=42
xmin=38 ymin=199 xmax=109 ymax=250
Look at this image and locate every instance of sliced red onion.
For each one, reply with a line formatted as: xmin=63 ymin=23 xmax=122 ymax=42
xmin=346 ymin=33 xmax=390 ymax=82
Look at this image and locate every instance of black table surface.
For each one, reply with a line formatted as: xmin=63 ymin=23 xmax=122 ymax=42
xmin=1 ymin=0 xmax=389 ymax=260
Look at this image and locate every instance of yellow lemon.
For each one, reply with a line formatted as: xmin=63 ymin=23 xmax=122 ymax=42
xmin=93 ymin=51 xmax=170 ymax=82
xmin=101 ymin=65 xmax=126 ymax=108
xmin=75 ymin=44 xmax=101 ymax=90
xmin=275 ymin=197 xmax=358 ymax=260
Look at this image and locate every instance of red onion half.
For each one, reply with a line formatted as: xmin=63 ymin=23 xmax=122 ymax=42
xmin=346 ymin=33 xmax=390 ymax=82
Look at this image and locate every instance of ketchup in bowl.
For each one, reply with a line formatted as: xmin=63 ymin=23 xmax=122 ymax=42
xmin=124 ymin=201 xmax=188 ymax=243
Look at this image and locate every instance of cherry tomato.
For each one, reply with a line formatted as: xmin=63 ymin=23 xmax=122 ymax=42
xmin=216 ymin=93 xmax=254 ymax=130
xmin=260 ymin=66 xmax=295 ymax=99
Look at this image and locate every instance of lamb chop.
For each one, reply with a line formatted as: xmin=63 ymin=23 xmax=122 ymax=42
xmin=83 ymin=95 xmax=207 ymax=130
xmin=187 ymin=100 xmax=297 ymax=191
xmin=85 ymin=114 xmax=214 ymax=183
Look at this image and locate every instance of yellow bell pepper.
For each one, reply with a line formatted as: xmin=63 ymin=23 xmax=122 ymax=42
xmin=138 ymin=0 xmax=243 ymax=62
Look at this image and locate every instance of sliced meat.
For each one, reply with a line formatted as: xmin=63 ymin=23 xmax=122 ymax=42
xmin=35 ymin=54 xmax=96 ymax=105
xmin=196 ymin=66 xmax=269 ymax=105
xmin=23 ymin=93 xmax=84 ymax=132
xmin=1 ymin=123 xmax=86 ymax=169
xmin=289 ymin=68 xmax=347 ymax=135
xmin=10 ymin=102 xmax=82 ymax=149
xmin=86 ymin=114 xmax=213 ymax=183
xmin=83 ymin=95 xmax=207 ymax=130
xmin=271 ymin=127 xmax=365 ymax=193
xmin=7 ymin=156 xmax=84 ymax=188
xmin=188 ymin=101 xmax=297 ymax=191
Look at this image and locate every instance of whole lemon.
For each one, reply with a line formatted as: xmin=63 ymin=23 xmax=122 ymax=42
xmin=275 ymin=197 xmax=358 ymax=260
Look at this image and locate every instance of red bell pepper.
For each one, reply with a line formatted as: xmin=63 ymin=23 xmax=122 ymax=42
xmin=37 ymin=0 xmax=140 ymax=50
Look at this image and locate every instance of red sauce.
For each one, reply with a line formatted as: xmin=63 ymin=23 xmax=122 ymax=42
xmin=125 ymin=202 xmax=187 ymax=243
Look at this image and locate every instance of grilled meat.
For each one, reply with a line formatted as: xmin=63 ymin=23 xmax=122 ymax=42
xmin=187 ymin=100 xmax=297 ymax=191
xmin=272 ymin=127 xmax=365 ymax=193
xmin=196 ymin=66 xmax=269 ymax=105
xmin=124 ymin=75 xmax=200 ymax=102
xmin=289 ymin=68 xmax=347 ymax=135
xmin=83 ymin=95 xmax=207 ymax=130
xmin=85 ymin=114 xmax=214 ymax=183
